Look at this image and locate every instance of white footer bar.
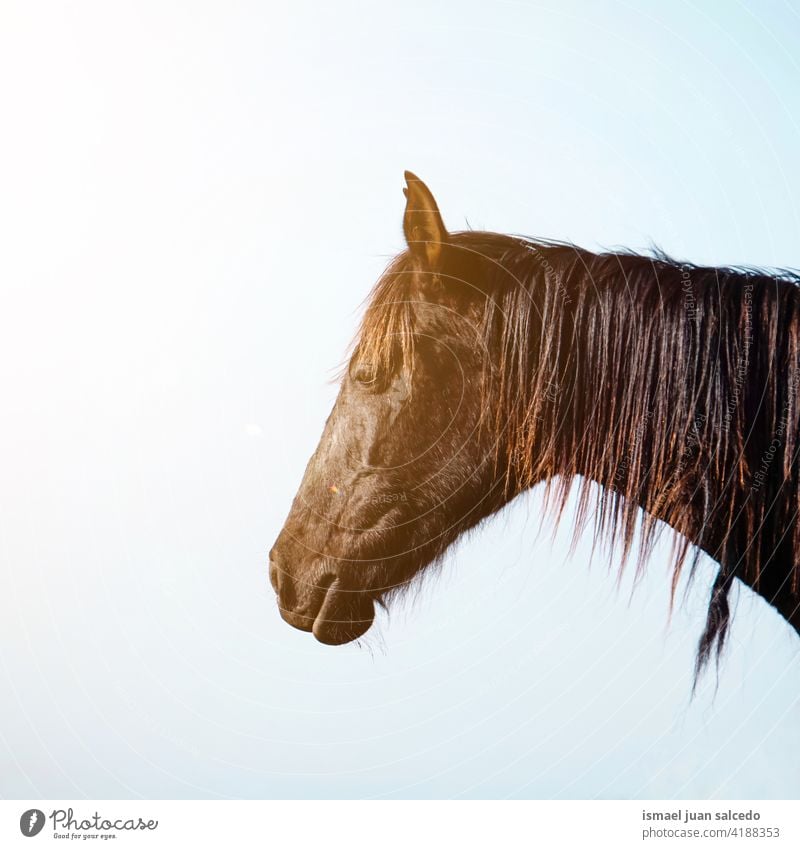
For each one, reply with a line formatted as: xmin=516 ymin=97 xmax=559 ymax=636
xmin=2 ymin=800 xmax=797 ymax=848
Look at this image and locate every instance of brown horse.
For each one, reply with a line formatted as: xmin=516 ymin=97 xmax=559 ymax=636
xmin=270 ymin=172 xmax=800 ymax=675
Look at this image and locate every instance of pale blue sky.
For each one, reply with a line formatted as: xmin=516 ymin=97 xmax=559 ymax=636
xmin=1 ymin=0 xmax=799 ymax=799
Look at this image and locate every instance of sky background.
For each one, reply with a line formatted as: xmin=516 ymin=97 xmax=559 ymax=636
xmin=1 ymin=0 xmax=799 ymax=799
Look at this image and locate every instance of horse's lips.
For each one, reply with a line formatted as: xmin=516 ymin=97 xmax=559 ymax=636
xmin=278 ymin=577 xmax=375 ymax=645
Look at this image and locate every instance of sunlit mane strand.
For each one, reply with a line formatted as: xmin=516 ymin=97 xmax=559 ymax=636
xmin=350 ymin=258 xmax=418 ymax=384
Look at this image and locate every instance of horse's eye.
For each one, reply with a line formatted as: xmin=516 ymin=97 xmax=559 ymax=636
xmin=350 ymin=362 xmax=378 ymax=386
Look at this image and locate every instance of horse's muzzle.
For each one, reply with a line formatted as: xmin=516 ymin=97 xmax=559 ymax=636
xmin=269 ymin=553 xmax=375 ymax=644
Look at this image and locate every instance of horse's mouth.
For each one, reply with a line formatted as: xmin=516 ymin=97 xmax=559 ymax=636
xmin=277 ymin=575 xmax=375 ymax=645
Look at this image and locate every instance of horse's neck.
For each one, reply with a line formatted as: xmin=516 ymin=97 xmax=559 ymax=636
xmin=555 ymin=270 xmax=800 ymax=634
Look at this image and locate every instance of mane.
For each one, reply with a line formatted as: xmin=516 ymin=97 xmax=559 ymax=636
xmin=354 ymin=231 xmax=800 ymax=677
xmin=351 ymin=256 xmax=418 ymax=382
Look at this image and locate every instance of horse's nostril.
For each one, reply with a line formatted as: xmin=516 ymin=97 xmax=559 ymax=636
xmin=269 ymin=557 xmax=281 ymax=594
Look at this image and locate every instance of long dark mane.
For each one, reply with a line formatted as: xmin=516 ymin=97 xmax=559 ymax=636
xmin=355 ymin=231 xmax=800 ymax=674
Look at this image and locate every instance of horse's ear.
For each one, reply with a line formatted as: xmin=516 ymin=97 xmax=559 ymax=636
xmin=403 ymin=171 xmax=448 ymax=268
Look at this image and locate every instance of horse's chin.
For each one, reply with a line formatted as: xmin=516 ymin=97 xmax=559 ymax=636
xmin=310 ymin=586 xmax=375 ymax=645
xmin=311 ymin=611 xmax=374 ymax=645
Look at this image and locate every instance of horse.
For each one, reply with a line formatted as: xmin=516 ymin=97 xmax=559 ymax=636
xmin=269 ymin=171 xmax=800 ymax=676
